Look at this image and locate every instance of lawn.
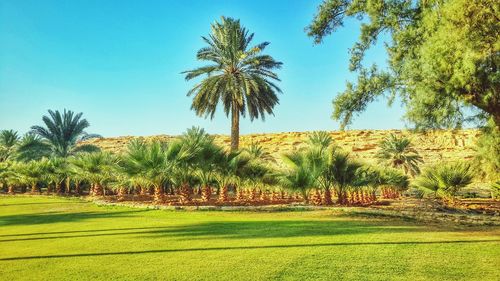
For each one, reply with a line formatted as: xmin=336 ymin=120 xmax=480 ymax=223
xmin=0 ymin=196 xmax=499 ymax=281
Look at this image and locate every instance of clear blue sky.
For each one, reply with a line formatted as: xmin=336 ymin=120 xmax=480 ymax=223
xmin=0 ymin=0 xmax=405 ymax=137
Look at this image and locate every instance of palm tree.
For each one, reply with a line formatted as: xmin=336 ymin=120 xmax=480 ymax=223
xmin=414 ymin=162 xmax=472 ymax=203
xmin=183 ymin=17 xmax=283 ymax=151
xmin=376 ymin=134 xmax=423 ymax=176
xmin=14 ymin=134 xmax=52 ymax=162
xmin=243 ymin=142 xmax=274 ymax=162
xmin=308 ymin=131 xmax=333 ymax=151
xmin=13 ymin=160 xmax=49 ymax=194
xmin=280 ymin=148 xmax=324 ymax=204
xmin=70 ymin=152 xmax=116 ymax=196
xmin=0 ymin=130 xmax=20 ymax=162
xmin=213 ymin=150 xmax=250 ymax=202
xmin=31 ymin=109 xmax=101 ymax=157
xmin=45 ymin=158 xmax=68 ymax=194
xmin=323 ymin=150 xmax=365 ymax=205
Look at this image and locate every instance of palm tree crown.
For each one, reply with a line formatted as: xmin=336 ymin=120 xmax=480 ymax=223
xmin=183 ymin=16 xmax=283 ymax=150
xmin=31 ymin=109 xmax=101 ymax=157
xmin=376 ymin=134 xmax=423 ymax=176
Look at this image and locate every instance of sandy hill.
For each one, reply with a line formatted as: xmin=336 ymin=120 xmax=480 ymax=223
xmin=82 ymin=129 xmax=480 ymax=167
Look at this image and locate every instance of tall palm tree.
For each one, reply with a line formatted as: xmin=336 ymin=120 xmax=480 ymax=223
xmin=376 ymin=134 xmax=423 ymax=176
xmin=0 ymin=130 xmax=20 ymax=162
xmin=183 ymin=17 xmax=283 ymax=151
xmin=31 ymin=109 xmax=101 ymax=157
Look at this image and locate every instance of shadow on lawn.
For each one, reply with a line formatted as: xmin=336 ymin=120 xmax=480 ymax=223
xmin=2 ymin=220 xmax=434 ymax=242
xmin=0 ymin=210 xmax=145 ymax=227
xmin=1 ymin=239 xmax=498 ymax=261
xmin=0 ymin=201 xmax=87 ymax=207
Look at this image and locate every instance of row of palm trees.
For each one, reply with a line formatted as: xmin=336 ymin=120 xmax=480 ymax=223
xmin=1 ymin=109 xmax=476 ymax=205
xmin=0 ymin=128 xmax=411 ymax=205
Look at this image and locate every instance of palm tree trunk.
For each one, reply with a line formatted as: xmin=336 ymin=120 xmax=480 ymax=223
xmin=201 ymin=185 xmax=211 ymax=202
xmin=75 ymin=182 xmax=81 ymax=195
xmin=94 ymin=183 xmax=104 ymax=196
xmin=179 ymin=183 xmax=191 ymax=204
xmin=8 ymin=185 xmax=14 ymax=195
xmin=236 ymin=187 xmax=245 ymax=201
xmin=65 ymin=177 xmax=71 ymax=194
xmin=219 ymin=185 xmax=229 ymax=202
xmin=312 ymin=189 xmax=322 ymax=205
xmin=31 ymin=183 xmax=38 ymax=194
xmin=322 ymin=187 xmax=333 ymax=205
xmin=117 ymin=187 xmax=126 ymax=201
xmin=56 ymin=182 xmax=63 ymax=194
xmin=153 ymin=185 xmax=164 ymax=204
xmin=47 ymin=184 xmax=53 ymax=194
xmin=230 ymin=104 xmax=240 ymax=151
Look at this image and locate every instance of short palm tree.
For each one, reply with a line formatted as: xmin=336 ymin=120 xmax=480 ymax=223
xmin=31 ymin=109 xmax=101 ymax=157
xmin=70 ymin=152 xmax=116 ymax=196
xmin=0 ymin=130 xmax=20 ymax=162
xmin=376 ymin=134 xmax=423 ymax=176
xmin=308 ymin=131 xmax=333 ymax=151
xmin=183 ymin=17 xmax=283 ymax=151
xmin=323 ymin=150 xmax=365 ymax=205
xmin=243 ymin=142 xmax=273 ymax=162
xmin=214 ymin=150 xmax=250 ymax=202
xmin=13 ymin=160 xmax=49 ymax=194
xmin=414 ymin=162 xmax=473 ymax=202
xmin=45 ymin=157 xmax=68 ymax=194
xmin=280 ymin=148 xmax=325 ymax=203
xmin=14 ymin=134 xmax=52 ymax=162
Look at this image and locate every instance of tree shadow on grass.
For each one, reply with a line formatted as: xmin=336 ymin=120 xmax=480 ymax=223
xmin=2 ymin=220 xmax=434 ymax=242
xmin=0 ymin=201 xmax=87 ymax=207
xmin=0 ymin=210 xmax=145 ymax=227
xmin=1 ymin=239 xmax=498 ymax=261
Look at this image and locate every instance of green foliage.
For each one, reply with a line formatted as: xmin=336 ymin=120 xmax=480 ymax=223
xmin=183 ymin=17 xmax=282 ymax=150
xmin=307 ymin=131 xmax=333 ymax=150
xmin=243 ymin=142 xmax=273 ymax=162
xmin=0 ymin=130 xmax=20 ymax=162
xmin=474 ymin=120 xmax=500 ymax=180
xmin=308 ymin=0 xmax=500 ymax=129
xmin=414 ymin=162 xmax=473 ymax=199
xmin=491 ymin=181 xmax=500 ymax=199
xmin=31 ymin=109 xmax=101 ymax=157
xmin=376 ymin=134 xmax=423 ymax=176
xmin=70 ymin=152 xmax=117 ymax=186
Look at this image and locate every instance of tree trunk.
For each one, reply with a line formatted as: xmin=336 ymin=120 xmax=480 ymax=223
xmin=201 ymin=185 xmax=211 ymax=202
xmin=140 ymin=186 xmax=147 ymax=195
xmin=65 ymin=177 xmax=71 ymax=194
xmin=219 ymin=185 xmax=229 ymax=202
xmin=31 ymin=183 xmax=38 ymax=194
xmin=8 ymin=185 xmax=14 ymax=195
xmin=153 ymin=185 xmax=164 ymax=204
xmin=322 ymin=187 xmax=333 ymax=205
xmin=94 ymin=183 xmax=104 ymax=196
xmin=47 ymin=184 xmax=53 ymax=194
xmin=312 ymin=189 xmax=322 ymax=205
xmin=56 ymin=182 xmax=63 ymax=195
xmin=117 ymin=187 xmax=126 ymax=201
xmin=75 ymin=182 xmax=81 ymax=195
xmin=230 ymin=104 xmax=240 ymax=151
xmin=179 ymin=183 xmax=191 ymax=204
xmin=236 ymin=187 xmax=245 ymax=201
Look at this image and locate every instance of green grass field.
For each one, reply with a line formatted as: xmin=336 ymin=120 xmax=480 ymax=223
xmin=0 ymin=196 xmax=499 ymax=281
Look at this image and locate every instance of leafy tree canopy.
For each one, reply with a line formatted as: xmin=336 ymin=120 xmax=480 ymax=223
xmin=307 ymin=0 xmax=499 ymax=130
